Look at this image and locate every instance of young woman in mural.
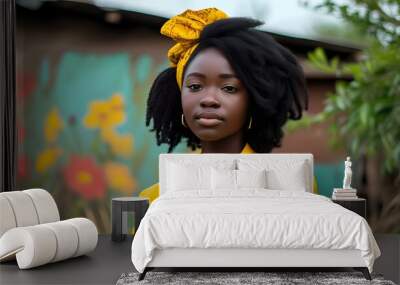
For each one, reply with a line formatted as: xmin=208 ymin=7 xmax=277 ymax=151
xmin=140 ymin=8 xmax=310 ymax=202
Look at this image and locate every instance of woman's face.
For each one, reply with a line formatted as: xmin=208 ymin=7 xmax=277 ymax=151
xmin=181 ymin=48 xmax=249 ymax=143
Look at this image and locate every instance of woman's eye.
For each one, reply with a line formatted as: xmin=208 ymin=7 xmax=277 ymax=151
xmin=188 ymin=84 xmax=202 ymax=92
xmin=222 ymin=85 xmax=238 ymax=93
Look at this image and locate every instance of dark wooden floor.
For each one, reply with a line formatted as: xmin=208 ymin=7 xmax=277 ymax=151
xmin=0 ymin=235 xmax=135 ymax=285
xmin=374 ymin=234 xmax=400 ymax=284
xmin=0 ymin=234 xmax=399 ymax=285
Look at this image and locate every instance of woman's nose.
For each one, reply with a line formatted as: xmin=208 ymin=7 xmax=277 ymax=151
xmin=200 ymin=90 xmax=220 ymax=108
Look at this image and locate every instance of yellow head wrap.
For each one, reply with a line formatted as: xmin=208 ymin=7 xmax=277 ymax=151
xmin=160 ymin=8 xmax=228 ymax=89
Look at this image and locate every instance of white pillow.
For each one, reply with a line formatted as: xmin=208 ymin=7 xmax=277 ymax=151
xmin=167 ymin=162 xmax=211 ymax=191
xmin=211 ymin=168 xmax=236 ymax=190
xmin=266 ymin=168 xmax=307 ymax=191
xmin=236 ymin=169 xmax=267 ymax=189
xmin=237 ymin=159 xmax=309 ymax=191
xmin=211 ymin=168 xmax=268 ymax=190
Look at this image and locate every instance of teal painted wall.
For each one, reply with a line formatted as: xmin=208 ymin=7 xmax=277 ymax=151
xmin=16 ymin=52 xmax=183 ymax=232
xmin=315 ymin=162 xmax=344 ymax=197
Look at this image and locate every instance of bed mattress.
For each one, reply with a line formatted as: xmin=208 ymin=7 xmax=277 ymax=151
xmin=131 ymin=190 xmax=380 ymax=273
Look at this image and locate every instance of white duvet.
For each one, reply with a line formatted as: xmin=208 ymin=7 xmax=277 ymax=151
xmin=131 ymin=190 xmax=381 ymax=273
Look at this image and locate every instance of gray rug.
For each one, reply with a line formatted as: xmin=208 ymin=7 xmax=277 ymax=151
xmin=116 ymin=271 xmax=396 ymax=285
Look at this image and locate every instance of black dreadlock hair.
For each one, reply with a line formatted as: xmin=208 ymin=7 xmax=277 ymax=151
xmin=146 ymin=17 xmax=308 ymax=153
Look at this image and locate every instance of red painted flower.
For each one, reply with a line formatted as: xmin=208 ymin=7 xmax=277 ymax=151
xmin=63 ymin=155 xmax=106 ymax=200
xmin=17 ymin=155 xmax=28 ymax=179
xmin=17 ymin=73 xmax=36 ymax=100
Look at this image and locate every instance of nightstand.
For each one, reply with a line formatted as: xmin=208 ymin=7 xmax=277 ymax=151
xmin=111 ymin=197 xmax=149 ymax=242
xmin=332 ymin=198 xmax=366 ymax=219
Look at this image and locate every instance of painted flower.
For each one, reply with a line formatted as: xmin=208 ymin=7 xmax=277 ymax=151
xmin=101 ymin=128 xmax=133 ymax=157
xmin=35 ymin=147 xmax=63 ymax=174
xmin=44 ymin=108 xmax=64 ymax=143
xmin=83 ymin=93 xmax=125 ymax=129
xmin=104 ymin=162 xmax=136 ymax=194
xmin=18 ymin=155 xmax=28 ymax=178
xmin=63 ymin=155 xmax=106 ymax=200
xmin=17 ymin=72 xmax=36 ymax=100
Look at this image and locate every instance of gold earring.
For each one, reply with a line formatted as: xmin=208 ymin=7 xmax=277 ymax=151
xmin=181 ymin=114 xmax=187 ymax=128
xmin=248 ymin=117 xmax=252 ymax=129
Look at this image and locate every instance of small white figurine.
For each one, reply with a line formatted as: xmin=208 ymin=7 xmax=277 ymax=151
xmin=343 ymin=156 xmax=352 ymax=189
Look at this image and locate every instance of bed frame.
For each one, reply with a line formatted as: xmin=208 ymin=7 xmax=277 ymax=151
xmin=138 ymin=154 xmax=372 ymax=281
xmin=139 ymin=249 xmax=371 ymax=280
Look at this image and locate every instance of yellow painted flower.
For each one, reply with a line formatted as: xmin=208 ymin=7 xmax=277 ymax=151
xmin=109 ymin=133 xmax=133 ymax=157
xmin=100 ymin=127 xmax=115 ymax=142
xmin=44 ymin=108 xmax=64 ymax=143
xmin=83 ymin=93 xmax=125 ymax=129
xmin=104 ymin=162 xmax=136 ymax=194
xmin=101 ymin=128 xmax=133 ymax=157
xmin=109 ymin=93 xmax=124 ymax=112
xmin=36 ymin=147 xmax=63 ymax=173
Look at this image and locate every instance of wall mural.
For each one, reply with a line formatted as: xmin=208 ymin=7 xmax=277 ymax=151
xmin=16 ymin=51 xmax=342 ymax=233
xmin=16 ymin=52 xmax=187 ymax=233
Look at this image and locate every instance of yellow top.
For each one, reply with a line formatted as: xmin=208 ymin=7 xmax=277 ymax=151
xmin=139 ymin=143 xmax=318 ymax=203
xmin=160 ymin=8 xmax=228 ymax=89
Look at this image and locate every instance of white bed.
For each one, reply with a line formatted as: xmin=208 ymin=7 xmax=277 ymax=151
xmin=131 ymin=154 xmax=380 ymax=280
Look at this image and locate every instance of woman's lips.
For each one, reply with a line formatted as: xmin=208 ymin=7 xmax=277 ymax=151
xmin=194 ymin=112 xmax=224 ymax=127
xmin=196 ymin=117 xmax=223 ymax=127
